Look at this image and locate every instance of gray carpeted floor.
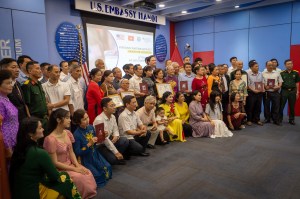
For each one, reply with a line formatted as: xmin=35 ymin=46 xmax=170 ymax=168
xmin=95 ymin=117 xmax=300 ymax=199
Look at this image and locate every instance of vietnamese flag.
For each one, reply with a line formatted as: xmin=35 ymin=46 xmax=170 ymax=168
xmin=128 ymin=35 xmax=134 ymax=41
xmin=171 ymin=44 xmax=184 ymax=66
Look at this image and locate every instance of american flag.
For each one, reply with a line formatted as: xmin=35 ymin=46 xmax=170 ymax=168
xmin=76 ymin=32 xmax=89 ymax=86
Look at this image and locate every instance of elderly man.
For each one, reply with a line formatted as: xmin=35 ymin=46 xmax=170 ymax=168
xmin=165 ymin=63 xmax=179 ymax=93
xmin=136 ymin=96 xmax=159 ymax=149
xmin=129 ymin=64 xmax=146 ymax=108
xmin=95 ymin=59 xmax=105 ymax=71
xmin=94 ymin=97 xmax=129 ymax=164
xmin=112 ymin=67 xmax=122 ymax=90
xmin=230 ymin=61 xmax=248 ymax=85
xmin=118 ymin=95 xmax=151 ymax=157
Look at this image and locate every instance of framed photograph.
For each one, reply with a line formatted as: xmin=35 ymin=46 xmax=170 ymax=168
xmin=108 ymin=94 xmax=124 ymax=108
xmin=120 ymin=91 xmax=135 ymax=98
xmin=267 ymin=79 xmax=275 ymax=88
xmin=95 ymin=123 xmax=105 ymax=143
xmin=255 ymin=82 xmax=264 ymax=92
xmin=139 ymin=83 xmax=148 ymax=94
xmin=156 ymin=83 xmax=173 ymax=98
xmin=179 ymin=81 xmax=188 ymax=92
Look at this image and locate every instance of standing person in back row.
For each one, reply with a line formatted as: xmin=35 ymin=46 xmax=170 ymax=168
xmin=16 ymin=55 xmax=32 ymax=84
xmin=262 ymin=61 xmax=283 ymax=126
xmin=279 ymin=59 xmax=300 ymax=125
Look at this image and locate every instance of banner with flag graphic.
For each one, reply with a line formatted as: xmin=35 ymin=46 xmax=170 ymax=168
xmin=76 ymin=30 xmax=89 ymax=86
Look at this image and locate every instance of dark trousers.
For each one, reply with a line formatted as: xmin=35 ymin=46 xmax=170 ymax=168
xmin=125 ymin=131 xmax=151 ymax=156
xmin=183 ymin=123 xmax=193 ymax=137
xmin=155 ymin=131 xmax=170 ymax=145
xmin=222 ymin=92 xmax=229 ymax=124
xmin=247 ymin=91 xmax=263 ymax=122
xmin=263 ymin=91 xmax=280 ymax=122
xmin=280 ymin=89 xmax=297 ymax=121
xmin=98 ymin=137 xmax=129 ymax=165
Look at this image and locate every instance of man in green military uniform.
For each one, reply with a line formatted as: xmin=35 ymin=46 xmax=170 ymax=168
xmin=21 ymin=61 xmax=48 ymax=132
xmin=279 ymin=59 xmax=300 ymax=125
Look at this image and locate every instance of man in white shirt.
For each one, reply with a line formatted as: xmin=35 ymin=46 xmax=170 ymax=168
xmin=93 ymin=97 xmax=129 ymax=164
xmin=67 ymin=64 xmax=84 ymax=116
xmin=129 ymin=64 xmax=146 ymax=108
xmin=262 ymin=60 xmax=283 ymax=125
xmin=42 ymin=65 xmax=71 ymax=113
xmin=59 ymin=61 xmax=70 ymax=82
xmin=178 ymin=63 xmax=195 ymax=104
xmin=118 ymin=95 xmax=151 ymax=157
xmin=227 ymin=56 xmax=237 ymax=76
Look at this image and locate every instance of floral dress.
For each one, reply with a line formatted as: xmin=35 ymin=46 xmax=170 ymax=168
xmin=73 ymin=125 xmax=112 ymax=188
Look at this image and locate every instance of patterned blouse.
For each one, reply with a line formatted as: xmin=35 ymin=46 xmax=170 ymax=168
xmin=229 ymin=80 xmax=248 ymax=101
xmin=0 ymin=94 xmax=18 ymax=149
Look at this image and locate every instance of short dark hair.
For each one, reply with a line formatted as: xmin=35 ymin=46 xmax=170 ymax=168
xmin=112 ymin=67 xmax=119 ymax=74
xmin=154 ymin=68 xmax=164 ymax=78
xmin=146 ymin=55 xmax=155 ymax=64
xmin=248 ymin=60 xmax=257 ymax=68
xmin=0 ymin=70 xmax=12 ymax=85
xmin=26 ymin=61 xmax=39 ymax=72
xmin=270 ymin=58 xmax=279 ymax=66
xmin=47 ymin=65 xmax=59 ymax=72
xmin=59 ymin=61 xmax=68 ymax=68
xmin=284 ymin=59 xmax=292 ymax=65
xmin=40 ymin=62 xmax=50 ymax=69
xmin=191 ymin=90 xmax=201 ymax=100
xmin=123 ymin=95 xmax=135 ymax=107
xmin=161 ymin=91 xmax=173 ymax=104
xmin=143 ymin=66 xmax=152 ymax=77
xmin=101 ymin=97 xmax=112 ymax=108
xmin=155 ymin=107 xmax=165 ymax=115
xmin=89 ymin=68 xmax=101 ymax=79
xmin=0 ymin=58 xmax=16 ymax=69
xmin=208 ymin=63 xmax=216 ymax=74
xmin=175 ymin=92 xmax=184 ymax=102
xmin=123 ymin=63 xmax=133 ymax=72
xmin=68 ymin=59 xmax=78 ymax=66
xmin=233 ymin=69 xmax=242 ymax=76
xmin=230 ymin=57 xmax=237 ymax=62
xmin=134 ymin=64 xmax=141 ymax=71
xmin=183 ymin=63 xmax=191 ymax=68
xmin=17 ymin=55 xmax=32 ymax=66
xmin=230 ymin=92 xmax=239 ymax=102
xmin=194 ymin=57 xmax=202 ymax=62
xmin=72 ymin=109 xmax=86 ymax=126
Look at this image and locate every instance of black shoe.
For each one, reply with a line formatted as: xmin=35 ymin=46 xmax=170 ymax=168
xmin=139 ymin=152 xmax=150 ymax=156
xmin=274 ymin=121 xmax=282 ymax=126
xmin=264 ymin=119 xmax=270 ymax=123
xmin=289 ymin=120 xmax=295 ymax=125
xmin=117 ymin=159 xmax=126 ymax=165
xmin=147 ymin=144 xmax=156 ymax=149
xmin=124 ymin=155 xmax=131 ymax=160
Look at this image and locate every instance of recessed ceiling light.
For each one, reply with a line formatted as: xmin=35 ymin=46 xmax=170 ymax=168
xmin=158 ymin=4 xmax=165 ymax=8
xmin=181 ymin=10 xmax=187 ymax=14
xmin=216 ymin=0 xmax=222 ymax=2
xmin=235 ymin=5 xmax=240 ymax=8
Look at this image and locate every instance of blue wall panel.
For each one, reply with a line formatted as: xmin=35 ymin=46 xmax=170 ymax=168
xmin=249 ymin=24 xmax=291 ymax=70
xmin=193 ymin=17 xmax=214 ymax=35
xmin=214 ymin=29 xmax=249 ymax=67
xmin=12 ymin=10 xmax=48 ymax=62
xmin=214 ymin=11 xmax=249 ymax=32
xmin=291 ymin=22 xmax=300 ymax=45
xmin=292 ymin=1 xmax=300 ymax=23
xmin=175 ymin=20 xmax=193 ymax=37
xmin=0 ymin=8 xmax=16 ymax=59
xmin=0 ymin=0 xmax=45 ymax=13
xmin=177 ymin=36 xmax=193 ymax=61
xmin=250 ymin=3 xmax=291 ymax=28
xmin=194 ymin=34 xmax=214 ymax=52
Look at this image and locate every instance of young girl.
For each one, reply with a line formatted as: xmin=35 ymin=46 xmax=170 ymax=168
xmin=72 ymin=109 xmax=112 ymax=188
xmin=155 ymin=107 xmax=178 ymax=144
xmin=205 ymin=91 xmax=233 ymax=137
xmin=43 ymin=108 xmax=97 ymax=199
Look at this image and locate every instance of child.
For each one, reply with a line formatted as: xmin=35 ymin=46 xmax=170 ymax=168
xmin=155 ymin=107 xmax=178 ymax=144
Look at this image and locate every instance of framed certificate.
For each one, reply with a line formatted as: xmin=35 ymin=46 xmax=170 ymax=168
xmin=254 ymin=82 xmax=263 ymax=92
xmin=95 ymin=123 xmax=105 ymax=143
xmin=179 ymin=81 xmax=188 ymax=92
xmin=120 ymin=91 xmax=135 ymax=98
xmin=156 ymin=83 xmax=173 ymax=98
xmin=267 ymin=79 xmax=275 ymax=88
xmin=139 ymin=83 xmax=148 ymax=94
xmin=107 ymin=94 xmax=124 ymax=108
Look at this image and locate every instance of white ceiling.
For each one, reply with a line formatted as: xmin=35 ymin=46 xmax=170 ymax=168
xmin=103 ymin=0 xmax=295 ymax=21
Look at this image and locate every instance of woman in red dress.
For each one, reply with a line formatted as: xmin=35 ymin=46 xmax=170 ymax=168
xmin=227 ymin=92 xmax=246 ymax=130
xmin=192 ymin=65 xmax=209 ymax=109
xmin=86 ymin=68 xmax=104 ymax=124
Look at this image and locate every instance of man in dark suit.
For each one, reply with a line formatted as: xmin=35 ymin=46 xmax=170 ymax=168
xmin=122 ymin=63 xmax=134 ymax=80
xmin=219 ymin=64 xmax=230 ymax=122
xmin=0 ymin=58 xmax=29 ymax=121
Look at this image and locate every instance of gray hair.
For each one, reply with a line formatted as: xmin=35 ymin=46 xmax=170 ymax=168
xmin=69 ymin=64 xmax=81 ymax=73
xmin=144 ymin=96 xmax=156 ymax=104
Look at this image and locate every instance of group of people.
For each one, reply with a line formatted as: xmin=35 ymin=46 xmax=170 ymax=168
xmin=0 ymin=54 xmax=299 ymax=199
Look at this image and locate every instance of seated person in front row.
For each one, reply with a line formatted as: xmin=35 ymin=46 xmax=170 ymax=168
xmin=72 ymin=109 xmax=112 ymax=188
xmin=43 ymin=108 xmax=97 ymax=199
xmin=93 ymin=97 xmax=129 ymax=165
xmin=10 ymin=117 xmax=81 ymax=199
xmin=118 ymin=95 xmax=151 ymax=157
xmin=155 ymin=107 xmax=177 ymax=144
xmin=136 ymin=96 xmax=163 ymax=148
xmin=227 ymin=92 xmax=247 ymax=130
